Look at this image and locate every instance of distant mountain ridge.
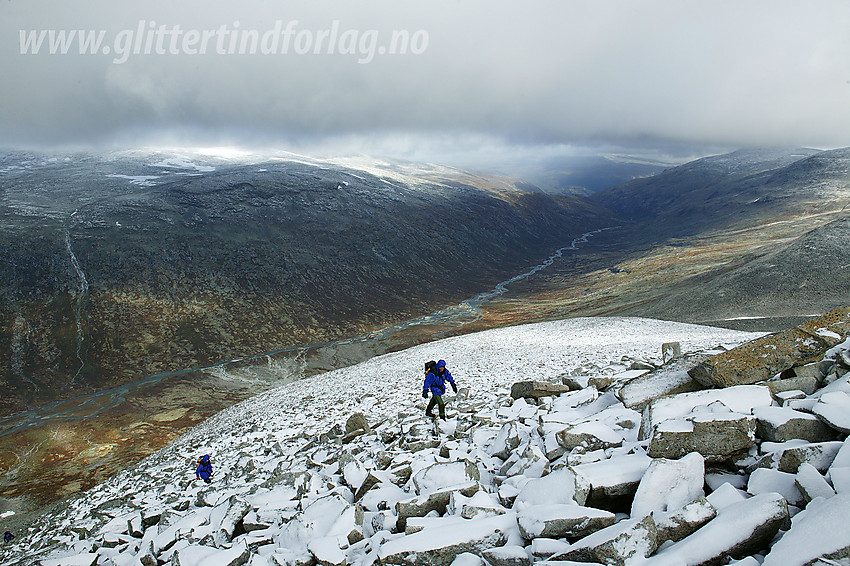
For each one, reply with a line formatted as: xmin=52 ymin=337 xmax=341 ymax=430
xmin=590 ymin=147 xmax=831 ymax=231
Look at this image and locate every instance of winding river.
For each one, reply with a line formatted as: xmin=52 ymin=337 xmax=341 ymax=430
xmin=0 ymin=228 xmax=610 ymax=437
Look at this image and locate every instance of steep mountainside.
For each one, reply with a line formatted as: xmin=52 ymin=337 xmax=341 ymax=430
xmin=621 ymin=211 xmax=850 ymax=324
xmin=592 ymin=147 xmax=850 ymax=322
xmin=0 ymin=151 xmax=612 ymax=415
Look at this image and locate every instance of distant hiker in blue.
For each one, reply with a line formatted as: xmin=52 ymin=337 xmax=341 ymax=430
xmin=195 ymin=454 xmax=213 ymax=484
xmin=3 ymin=531 xmax=12 ymax=543
xmin=422 ymin=359 xmax=458 ymax=420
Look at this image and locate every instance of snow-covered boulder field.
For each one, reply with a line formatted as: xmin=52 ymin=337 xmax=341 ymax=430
xmin=5 ymin=315 xmax=850 ymax=566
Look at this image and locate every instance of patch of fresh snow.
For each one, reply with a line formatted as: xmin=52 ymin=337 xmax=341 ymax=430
xmin=763 ymin=494 xmax=850 ymax=565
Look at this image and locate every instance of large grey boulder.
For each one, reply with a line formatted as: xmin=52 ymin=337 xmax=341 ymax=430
xmin=654 ymin=497 xmax=717 ymax=544
xmin=648 ymin=413 xmax=757 ymax=462
xmin=516 ymin=504 xmax=616 ymax=539
xmin=753 ymin=406 xmax=837 ymax=443
xmin=395 ymin=482 xmax=480 ymax=530
xmin=617 ymin=368 xmax=703 ymax=411
xmin=632 ymin=453 xmax=705 ymax=518
xmin=510 ymin=380 xmax=571 ymax=400
xmin=481 ymin=545 xmax=531 ymax=566
xmin=378 ymin=514 xmax=513 ymax=566
xmin=512 ymin=467 xmax=590 ymax=508
xmin=346 ymin=412 xmax=370 ymax=434
xmin=412 ymin=460 xmax=480 ymax=495
xmin=688 ymin=307 xmax=850 ymax=388
xmin=555 ymin=422 xmax=624 ymax=452
xmin=756 ymin=440 xmax=844 ymax=473
xmin=644 ymin=493 xmax=789 ymax=566
xmin=555 ymin=515 xmax=658 ymax=566
xmin=765 ymin=374 xmax=819 ymax=397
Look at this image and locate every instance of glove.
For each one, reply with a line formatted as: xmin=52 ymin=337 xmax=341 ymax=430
xmin=422 ymin=391 xmax=428 ymax=399
xmin=451 ymin=383 xmax=458 ymax=394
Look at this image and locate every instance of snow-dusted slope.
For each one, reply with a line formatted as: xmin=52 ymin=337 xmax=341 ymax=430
xmin=223 ymin=317 xmax=758 ymax=433
xmin=2 ymin=318 xmax=767 ymax=565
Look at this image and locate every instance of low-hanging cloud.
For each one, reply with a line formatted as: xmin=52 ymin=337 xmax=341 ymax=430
xmin=2 ymin=0 xmax=850 ymax=156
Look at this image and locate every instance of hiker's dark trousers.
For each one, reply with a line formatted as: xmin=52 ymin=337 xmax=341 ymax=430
xmin=426 ymin=394 xmax=446 ymax=419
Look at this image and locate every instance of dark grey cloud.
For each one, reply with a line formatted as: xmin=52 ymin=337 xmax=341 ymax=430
xmin=2 ymin=0 xmax=850 ymax=158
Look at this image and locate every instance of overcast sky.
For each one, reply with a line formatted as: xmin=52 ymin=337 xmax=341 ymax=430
xmin=2 ymin=0 xmax=850 ymax=162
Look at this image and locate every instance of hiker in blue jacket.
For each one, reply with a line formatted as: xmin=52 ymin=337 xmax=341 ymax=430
xmin=196 ymin=454 xmax=213 ymax=484
xmin=422 ymin=359 xmax=458 ymax=420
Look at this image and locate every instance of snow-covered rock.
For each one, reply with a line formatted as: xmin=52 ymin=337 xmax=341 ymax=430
xmin=516 ymin=504 xmax=616 ymax=539
xmin=377 ymin=513 xmax=516 ymax=566
xmin=762 ymin=493 xmax=850 ymax=565
xmin=652 ymin=496 xmax=716 ymax=544
xmin=480 ymin=545 xmax=531 ymax=566
xmin=631 ymin=453 xmax=705 ymax=517
xmin=648 ymin=410 xmax=756 ymax=461
xmin=489 ymin=422 xmax=526 ymax=460
xmin=662 ymin=342 xmax=681 ymax=364
xmin=412 ymin=460 xmax=480 ymax=495
xmin=555 ymin=515 xmax=657 ymax=565
xmin=795 ymin=462 xmax=836 ymax=503
xmin=572 ymin=453 xmax=652 ymax=501
xmin=827 ymin=438 xmax=850 ymax=495
xmin=747 ymin=468 xmax=805 ymax=507
xmin=753 ymin=405 xmax=837 ymax=443
xmin=756 ymin=440 xmax=844 ymax=473
xmin=512 ymin=467 xmax=590 ymax=508
xmin=616 ymin=368 xmax=702 ymax=411
xmin=510 ymin=381 xmax=571 ymax=400
xmin=644 ymin=493 xmax=789 ymax=566
xmin=640 ymin=385 xmax=772 ymax=440
xmin=554 ymin=421 xmax=624 ymax=452
xmin=813 ymin=391 xmax=850 ymax=433
xmin=395 ymin=482 xmax=480 ymax=530
xmin=38 ymin=555 xmax=98 ymax=566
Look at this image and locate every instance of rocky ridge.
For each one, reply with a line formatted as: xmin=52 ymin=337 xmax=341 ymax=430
xmin=4 ymin=313 xmax=850 ymax=565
